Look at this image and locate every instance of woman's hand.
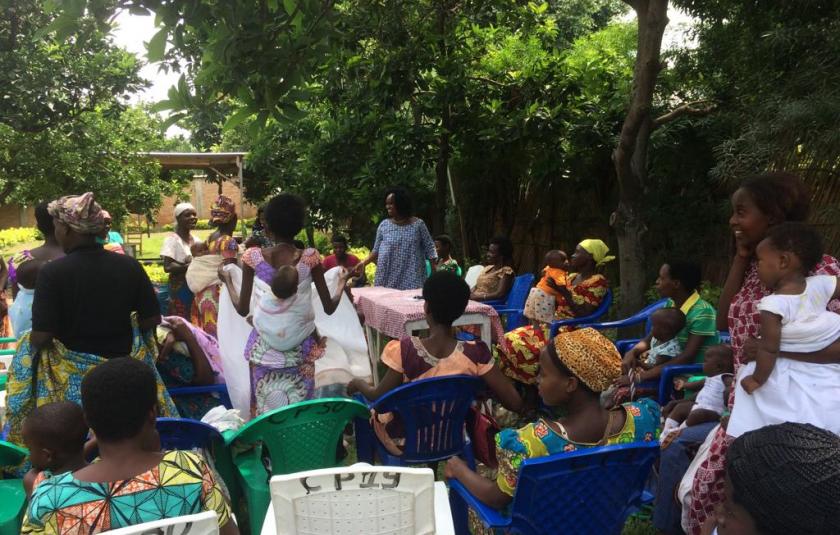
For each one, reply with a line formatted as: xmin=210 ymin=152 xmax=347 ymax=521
xmin=444 ymin=456 xmax=469 ymax=480
xmin=545 ymin=277 xmax=562 ymax=292
xmin=614 ymin=374 xmax=632 ymax=387
xmin=353 ymin=262 xmax=366 ymax=277
xmin=170 ymin=320 xmax=192 ymax=341
xmin=217 ymin=263 xmax=232 ymax=283
xmin=346 ymin=379 xmax=361 ymax=396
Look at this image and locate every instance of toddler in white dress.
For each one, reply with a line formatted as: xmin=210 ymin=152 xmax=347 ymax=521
xmin=729 ymin=222 xmax=840 ymax=437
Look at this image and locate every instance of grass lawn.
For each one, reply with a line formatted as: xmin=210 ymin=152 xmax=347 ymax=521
xmin=0 ymin=230 xmax=214 ymax=261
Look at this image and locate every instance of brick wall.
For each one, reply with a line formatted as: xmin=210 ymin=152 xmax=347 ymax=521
xmin=0 ymin=179 xmax=257 ymax=231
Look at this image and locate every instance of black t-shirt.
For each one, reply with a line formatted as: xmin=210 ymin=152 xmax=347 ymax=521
xmin=32 ymin=244 xmax=160 ymax=357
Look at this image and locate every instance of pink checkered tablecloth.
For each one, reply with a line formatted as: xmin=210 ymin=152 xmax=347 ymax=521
xmin=351 ymin=287 xmax=504 ymax=341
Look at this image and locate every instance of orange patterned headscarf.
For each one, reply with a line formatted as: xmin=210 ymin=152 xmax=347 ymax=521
xmin=210 ymin=195 xmax=236 ymax=224
xmin=553 ymin=327 xmax=621 ymax=392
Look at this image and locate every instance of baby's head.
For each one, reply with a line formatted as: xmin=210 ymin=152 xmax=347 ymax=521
xmin=544 ymin=250 xmax=568 ymax=270
xmin=650 ymin=307 xmax=686 ymax=342
xmin=756 ymin=222 xmax=822 ymax=289
xmin=271 ymin=265 xmax=299 ymax=300
xmin=702 ymin=344 xmax=734 ymax=377
xmin=22 ymin=401 xmax=88 ymax=472
xmin=16 ymin=259 xmax=44 ymax=290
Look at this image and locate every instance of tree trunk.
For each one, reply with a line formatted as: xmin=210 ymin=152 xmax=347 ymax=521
xmin=612 ymin=0 xmax=669 ymax=316
xmin=432 ymin=1 xmax=452 ymax=235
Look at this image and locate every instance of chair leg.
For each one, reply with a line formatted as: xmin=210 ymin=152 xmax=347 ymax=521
xmin=448 ymin=484 xmax=471 ymax=535
xmin=353 ymin=415 xmax=376 ymax=464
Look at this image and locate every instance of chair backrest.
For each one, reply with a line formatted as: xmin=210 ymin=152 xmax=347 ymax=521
xmin=507 ymin=442 xmax=659 ymax=535
xmin=503 ymin=273 xmax=535 ymax=310
xmin=0 ymin=440 xmax=28 ymax=470
xmin=156 ymin=418 xmax=224 ymax=451
xmin=269 ymin=464 xmax=436 ymax=535
xmin=101 ymin=511 xmax=219 ymax=534
xmin=372 ymin=375 xmax=483 ymax=464
xmin=464 ymin=265 xmax=484 ymax=288
xmin=550 ymin=289 xmax=613 ymax=338
xmin=231 ymin=398 xmax=369 ymax=475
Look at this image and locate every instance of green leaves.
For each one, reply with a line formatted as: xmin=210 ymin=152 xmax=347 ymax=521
xmin=147 ymin=27 xmax=168 ymax=62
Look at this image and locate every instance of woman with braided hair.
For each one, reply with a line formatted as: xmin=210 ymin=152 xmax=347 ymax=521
xmin=702 ymin=422 xmax=840 ymax=535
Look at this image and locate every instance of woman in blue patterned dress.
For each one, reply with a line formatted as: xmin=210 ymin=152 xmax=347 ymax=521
xmin=355 ymin=187 xmax=437 ymax=290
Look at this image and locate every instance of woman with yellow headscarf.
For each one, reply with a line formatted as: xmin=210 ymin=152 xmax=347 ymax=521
xmin=496 ymin=239 xmax=613 ymax=388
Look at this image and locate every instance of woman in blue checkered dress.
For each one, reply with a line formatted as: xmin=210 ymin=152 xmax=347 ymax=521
xmin=356 ymin=188 xmax=437 ymax=290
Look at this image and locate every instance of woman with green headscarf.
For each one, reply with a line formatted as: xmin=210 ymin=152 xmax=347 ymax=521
xmin=496 ymin=239 xmax=613 ymax=387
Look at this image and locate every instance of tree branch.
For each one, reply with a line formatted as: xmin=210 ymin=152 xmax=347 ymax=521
xmin=653 ymin=100 xmax=717 ymax=128
xmin=467 ymin=76 xmax=509 ymax=88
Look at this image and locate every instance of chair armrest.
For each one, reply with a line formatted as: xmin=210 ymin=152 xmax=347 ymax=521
xmin=579 ymin=316 xmax=649 ymax=331
xmin=494 ymin=308 xmax=521 ymax=315
xmin=658 ymin=364 xmax=704 ymax=405
xmin=447 ymin=479 xmax=511 ymax=529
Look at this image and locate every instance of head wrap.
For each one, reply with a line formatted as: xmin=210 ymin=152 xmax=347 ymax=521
xmin=210 ymin=195 xmax=236 ymax=225
xmin=578 ymin=239 xmax=615 ymax=266
xmin=552 ymin=327 xmax=621 ymax=392
xmin=101 ymin=210 xmax=112 ymax=223
xmin=173 ymin=202 xmax=196 ymax=219
xmin=47 ymin=192 xmax=106 ymax=236
xmin=728 ymin=423 xmax=840 ymax=534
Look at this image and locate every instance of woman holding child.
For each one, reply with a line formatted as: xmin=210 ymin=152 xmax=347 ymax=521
xmin=685 ymin=171 xmax=840 ymax=533
xmin=22 ymin=358 xmax=238 ymax=534
xmin=189 ymin=195 xmax=240 ymax=338
xmin=161 ymin=202 xmax=199 ymax=318
xmin=220 ymin=193 xmax=349 ymax=417
xmin=496 ymin=239 xmax=612 ymax=386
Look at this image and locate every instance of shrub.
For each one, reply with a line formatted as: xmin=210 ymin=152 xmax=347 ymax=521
xmin=143 ymin=263 xmax=168 ymax=284
xmin=0 ymin=227 xmax=42 ymax=252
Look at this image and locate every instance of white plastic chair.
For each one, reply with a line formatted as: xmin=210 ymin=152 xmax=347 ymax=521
xmin=464 ymin=264 xmax=484 ymax=290
xmin=101 ymin=511 xmax=219 ymax=534
xmin=263 ymin=463 xmax=454 ymax=535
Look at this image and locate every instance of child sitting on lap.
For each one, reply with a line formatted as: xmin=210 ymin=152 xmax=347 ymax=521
xmin=729 ymin=222 xmax=840 ymax=437
xmin=22 ymin=401 xmax=88 ymax=496
xmin=636 ymin=307 xmax=685 ymax=370
xmin=660 ymin=344 xmax=734 ymax=445
xmin=523 ymin=250 xmax=569 ymax=325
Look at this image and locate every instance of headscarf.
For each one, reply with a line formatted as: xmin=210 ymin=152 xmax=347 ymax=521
xmin=210 ymin=195 xmax=236 ymax=225
xmin=728 ymin=423 xmax=840 ymax=534
xmin=578 ymin=239 xmax=615 ymax=266
xmin=47 ymin=192 xmax=106 ymax=236
xmin=552 ymin=327 xmax=621 ymax=392
xmin=174 ymin=202 xmax=196 ymax=219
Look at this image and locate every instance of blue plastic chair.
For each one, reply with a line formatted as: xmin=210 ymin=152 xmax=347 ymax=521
xmin=168 ymin=384 xmax=233 ymax=409
xmin=487 ymin=273 xmax=535 ymax=330
xmin=449 ymin=441 xmax=659 ymax=535
xmin=549 ymin=288 xmax=614 ymax=338
xmin=155 ymin=418 xmax=240 ymax=523
xmin=354 ymin=375 xmax=482 ymax=467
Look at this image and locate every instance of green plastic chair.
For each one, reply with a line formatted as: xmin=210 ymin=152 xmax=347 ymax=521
xmin=0 ymin=441 xmax=28 ymax=535
xmin=227 ymin=398 xmax=369 ymax=535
